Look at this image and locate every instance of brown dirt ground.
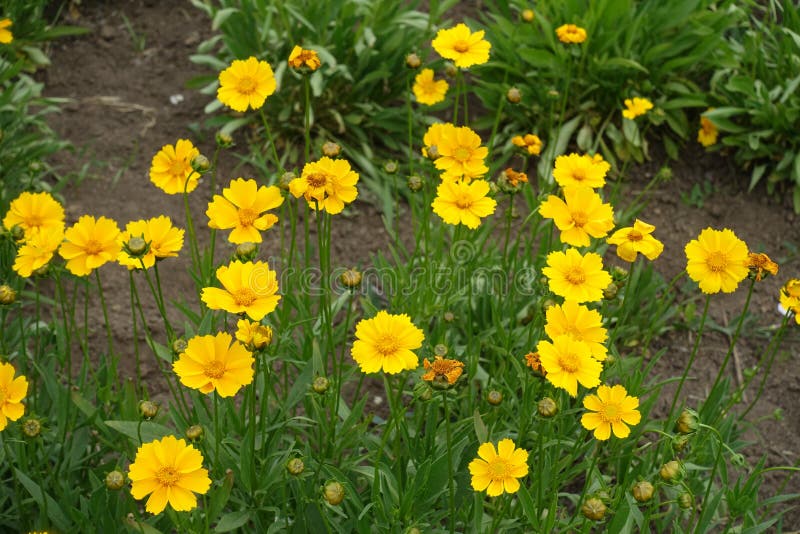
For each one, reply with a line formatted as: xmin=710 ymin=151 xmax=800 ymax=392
xmin=41 ymin=0 xmax=800 ymax=527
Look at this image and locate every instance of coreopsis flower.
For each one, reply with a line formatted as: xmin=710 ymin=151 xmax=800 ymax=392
xmin=552 ymin=153 xmax=609 ymax=189
xmin=524 ymin=352 xmax=546 ymax=375
xmin=511 ymin=133 xmax=542 ymax=156
xmin=288 ymin=157 xmax=359 ymax=214
xmin=542 ymin=248 xmax=612 ymax=303
xmin=206 ymin=178 xmax=284 ymax=243
xmin=539 ymin=186 xmax=615 ymax=247
xmin=556 ymin=24 xmax=587 ymax=44
xmin=118 ymin=216 xmax=184 ymax=270
xmin=0 ymin=362 xmax=28 ymax=431
xmin=581 ymin=384 xmax=641 ymax=440
xmin=413 ymin=68 xmax=449 ymax=106
xmin=288 ymin=45 xmax=321 ymax=70
xmin=537 ymin=335 xmax=602 ymax=396
xmin=217 ymin=56 xmax=276 ymax=112
xmin=13 ymin=226 xmax=64 ymax=277
xmin=128 ymin=435 xmax=211 ymax=514
xmin=149 ymin=139 xmax=200 ymax=195
xmin=2 ymin=191 xmax=65 ymax=240
xmin=607 ymin=219 xmax=663 ymax=262
xmin=421 ymin=356 xmax=464 ymax=387
xmin=434 ymin=125 xmax=489 ymax=181
xmin=201 ymin=260 xmax=281 ymax=321
xmin=173 ymin=332 xmax=255 ymax=397
xmin=469 ymin=438 xmax=528 ymax=496
xmin=501 ymin=168 xmax=528 ymax=189
xmin=431 ymin=23 xmax=491 ymax=68
xmin=522 ymin=9 xmax=534 ymax=22
xmin=432 ymin=179 xmax=497 ymax=229
xmin=698 ymin=110 xmax=718 ymax=147
xmin=421 ymin=122 xmax=456 ymax=159
xmin=747 ymin=252 xmax=778 ymax=281
xmin=684 ymin=228 xmax=749 ymax=294
xmin=622 ymin=97 xmax=654 ymax=120
xmin=58 ymin=215 xmax=122 ymax=276
xmin=351 ymin=310 xmax=424 ymax=374
xmin=779 ymin=279 xmax=800 ymax=323
xmin=544 ymin=301 xmax=608 ymax=361
xmin=0 ymin=18 xmax=12 ymax=44
xmin=235 ymin=319 xmax=273 ymax=350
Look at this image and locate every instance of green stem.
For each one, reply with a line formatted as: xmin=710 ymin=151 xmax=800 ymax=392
xmin=443 ymin=391 xmax=456 ymax=534
xmin=667 ymin=294 xmax=711 ymax=421
xmin=303 ymin=76 xmax=311 ymax=163
xmin=740 ymin=312 xmax=792 ymax=419
xmin=129 ymin=272 xmax=143 ymax=396
xmin=259 ymin=108 xmax=283 ymax=174
xmin=95 ymin=270 xmax=117 ymax=391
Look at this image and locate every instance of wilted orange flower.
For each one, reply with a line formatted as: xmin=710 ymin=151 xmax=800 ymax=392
xmin=511 ymin=133 xmax=542 ymax=156
xmin=747 ymin=253 xmax=778 ymax=281
xmin=698 ymin=109 xmax=718 ymax=147
xmin=524 ymin=352 xmax=546 ymax=376
xmin=288 ymin=45 xmax=321 ymax=70
xmin=503 ymin=168 xmax=528 ymax=187
xmin=422 ymin=356 xmax=465 ymax=386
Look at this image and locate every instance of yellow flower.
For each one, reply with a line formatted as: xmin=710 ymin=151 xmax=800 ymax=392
xmin=217 ymin=56 xmax=276 ymax=112
xmin=2 ymin=191 xmax=65 ymax=240
xmin=58 ymin=215 xmax=122 ymax=276
xmin=545 ymin=301 xmax=608 ymax=361
xmin=622 ymin=97 xmax=654 ymax=120
xmin=421 ymin=122 xmax=456 ymax=159
xmin=413 ymin=68 xmax=449 ymax=106
xmin=288 ymin=45 xmax=321 ymax=70
xmin=685 ymin=227 xmax=749 ymax=294
xmin=202 ymin=260 xmax=280 ymax=321
xmin=434 ymin=125 xmax=489 ymax=180
xmin=288 ymin=157 xmax=359 ymax=214
xmin=698 ymin=110 xmax=718 ymax=147
xmin=206 ymin=178 xmax=284 ymax=243
xmin=432 ymin=179 xmax=497 ymax=229
xmin=607 ymin=219 xmax=664 ymax=262
xmin=503 ymin=168 xmax=528 ymax=188
xmin=149 ymin=139 xmax=200 ymax=195
xmin=468 ymin=439 xmax=528 ymax=496
xmin=556 ymin=24 xmax=587 ymax=44
xmin=581 ymin=384 xmax=641 ymax=440
xmin=173 ymin=332 xmax=255 ymax=397
xmin=779 ymin=279 xmax=800 ymax=324
xmin=351 ymin=310 xmax=424 ymax=374
xmin=0 ymin=18 xmax=12 ymax=44
xmin=13 ymin=226 xmax=64 ymax=277
xmin=118 ymin=216 xmax=184 ymax=270
xmin=539 ymin=186 xmax=615 ymax=247
xmin=128 ymin=435 xmax=211 ymax=514
xmin=421 ymin=356 xmax=464 ymax=385
xmin=235 ymin=319 xmax=273 ymax=350
xmin=542 ymin=248 xmax=612 ymax=303
xmin=511 ymin=133 xmax=542 ymax=156
xmin=0 ymin=361 xmax=28 ymax=431
xmin=552 ymin=153 xmax=609 ymax=189
xmin=431 ymin=23 xmax=491 ymax=68
xmin=537 ymin=335 xmax=602 ymax=397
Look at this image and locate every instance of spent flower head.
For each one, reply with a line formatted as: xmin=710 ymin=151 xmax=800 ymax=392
xmin=288 ymin=45 xmax=321 ymax=71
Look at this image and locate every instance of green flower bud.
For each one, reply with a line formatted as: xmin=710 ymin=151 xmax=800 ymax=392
xmin=487 ymin=390 xmax=503 ymax=406
xmin=632 ymin=480 xmax=654 ymax=503
xmin=105 ymin=470 xmax=126 ymax=491
xmin=287 ymin=457 xmax=305 ymax=476
xmin=537 ymin=397 xmax=558 ymax=418
xmin=582 ymin=497 xmax=607 ymax=520
xmin=323 ymin=481 xmax=345 ymax=505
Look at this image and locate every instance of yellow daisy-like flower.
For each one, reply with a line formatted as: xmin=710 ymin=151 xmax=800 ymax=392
xmin=351 ymin=310 xmax=424 ymax=374
xmin=2 ymin=191 xmax=65 ymax=240
xmin=685 ymin=227 xmax=749 ymax=294
xmin=537 ymin=335 xmax=602 ymax=397
xmin=555 ymin=24 xmax=587 ymax=44
xmin=779 ymin=279 xmax=800 ymax=324
xmin=128 ymin=435 xmax=211 ymax=514
xmin=0 ymin=361 xmax=28 ymax=431
xmin=545 ymin=301 xmax=608 ymax=361
xmin=206 ymin=178 xmax=284 ymax=244
xmin=622 ymin=97 xmax=654 ymax=120
xmin=431 ymin=23 xmax=491 ymax=69
xmin=217 ymin=56 xmax=276 ymax=112
xmin=539 ymin=186 xmax=615 ymax=247
xmin=421 ymin=356 xmax=465 ymax=386
xmin=149 ymin=139 xmax=200 ymax=195
xmin=607 ymin=219 xmax=664 ymax=262
xmin=173 ymin=332 xmax=255 ymax=397
xmin=698 ymin=110 xmax=718 ymax=147
xmin=235 ymin=319 xmax=273 ymax=350
xmin=421 ymin=122 xmax=456 ymax=159
xmin=201 ymin=260 xmax=281 ymax=321
xmin=288 ymin=45 xmax=321 ymax=70
xmin=118 ymin=216 xmax=184 ymax=270
xmin=413 ymin=68 xmax=449 ymax=106
xmin=13 ymin=225 xmax=64 ymax=277
xmin=468 ymin=439 xmax=528 ymax=496
xmin=434 ymin=125 xmax=489 ymax=180
xmin=0 ymin=19 xmax=12 ymax=44
xmin=542 ymin=248 xmax=612 ymax=303
xmin=58 ymin=215 xmax=122 ymax=276
xmin=552 ymin=153 xmax=610 ymax=189
xmin=511 ymin=133 xmax=542 ymax=156
xmin=432 ymin=179 xmax=497 ymax=229
xmin=288 ymin=157 xmax=359 ymax=214
xmin=581 ymin=384 xmax=641 ymax=440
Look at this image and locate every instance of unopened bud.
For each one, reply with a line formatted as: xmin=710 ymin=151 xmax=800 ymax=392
xmin=322 ymin=141 xmax=341 ymax=158
xmin=426 ymin=145 xmax=440 ymax=160
xmin=105 ymin=470 xmax=126 ymax=491
xmin=522 ymin=9 xmax=534 ymax=22
xmin=10 ymin=225 xmax=25 ymax=242
xmin=407 ymin=174 xmax=423 ymax=192
xmin=191 ymin=154 xmax=211 ymax=174
xmin=312 ymin=376 xmax=329 ymax=394
xmin=323 ymin=481 xmax=345 ymax=505
xmin=287 ymin=457 xmax=305 ymax=476
xmin=235 ymin=242 xmax=258 ymax=262
xmin=582 ymin=497 xmax=607 ymax=521
xmin=22 ymin=418 xmax=41 ymax=438
xmin=443 ymin=311 xmax=455 ymax=323
xmin=444 ymin=62 xmax=457 ymax=78
xmin=186 ymin=424 xmax=204 ymax=441
xmin=678 ymin=492 xmax=693 ymax=509
xmin=0 ymin=285 xmax=16 ymax=305
xmin=537 ymin=397 xmax=558 ymax=418
xmin=603 ymin=283 xmax=619 ymax=300
xmin=434 ymin=344 xmax=448 ymax=357
xmin=279 ymin=172 xmax=296 ymax=190
xmin=216 ymin=131 xmax=234 ymax=148
xmin=340 ymin=268 xmax=362 ymax=289
xmin=124 ymin=236 xmax=149 ymax=258
xmin=659 ymin=460 xmax=684 ymax=483
xmin=383 ymin=160 xmax=399 ymax=174
xmin=632 ymin=480 xmax=654 ymax=503
xmin=671 ymin=434 xmax=690 ymax=453
xmin=139 ymin=400 xmax=159 ymax=420
xmin=172 ymin=338 xmax=188 ymax=355
xmin=405 ymin=53 xmax=421 ymax=69
xmin=487 ymin=390 xmax=503 ymax=406
xmin=675 ymin=409 xmax=699 ymax=434
xmin=506 ymin=87 xmax=521 ymax=104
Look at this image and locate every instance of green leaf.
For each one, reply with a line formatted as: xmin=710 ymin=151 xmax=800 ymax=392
xmin=14 ymin=469 xmax=70 ymax=530
xmin=215 ymin=510 xmax=252 ymax=532
xmin=212 ymin=8 xmax=240 ymax=30
xmin=105 ymin=420 xmax=173 ymax=445
xmin=473 ymin=408 xmax=488 ymax=443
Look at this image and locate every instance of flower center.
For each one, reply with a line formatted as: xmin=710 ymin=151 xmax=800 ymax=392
xmin=571 ymin=168 xmax=586 ymax=182
xmin=306 ymin=172 xmax=328 ymax=188
xmin=627 ymin=230 xmax=643 ymax=242
xmin=155 ymin=466 xmax=180 ymax=487
xmin=25 ymin=215 xmax=43 ymax=228
xmin=558 ymin=351 xmax=580 ymax=373
xmin=169 ymin=158 xmax=188 ymax=177
xmin=203 ymin=360 xmax=226 ymax=379
xmin=84 ymin=239 xmax=104 ymax=256
xmin=453 ymin=40 xmax=470 ymax=53
xmin=237 ymin=76 xmax=258 ymax=95
xmin=599 ymin=403 xmax=622 ymax=423
xmin=565 ymin=267 xmax=586 ymax=285
xmin=706 ymin=252 xmax=728 ymax=273
xmin=453 ymin=147 xmax=472 ymax=162
xmin=375 ymin=334 xmax=400 ymax=357
xmin=233 ymin=287 xmax=257 ymax=306
xmin=571 ymin=211 xmax=588 ymax=227
xmin=238 ymin=208 xmax=259 ymax=227
xmin=488 ymin=457 xmax=511 ymax=478
xmin=455 ymin=194 xmax=473 ymax=210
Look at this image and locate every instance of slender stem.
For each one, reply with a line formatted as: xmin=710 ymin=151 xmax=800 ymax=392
xmin=740 ymin=313 xmax=792 ymax=419
xmin=259 ymin=108 xmax=283 ymax=174
xmin=183 ymin=171 xmax=201 ymax=276
xmin=667 ymin=294 xmax=711 ymax=420
xmin=570 ymin=446 xmax=599 ymax=526
xmin=452 ymin=70 xmax=462 ymax=125
xmin=94 ymin=270 xmax=117 ymax=390
xmin=214 ymin=394 xmax=221 ymax=471
xmin=129 ymin=272 xmax=143 ymax=396
xmin=443 ymin=391 xmax=456 ymax=534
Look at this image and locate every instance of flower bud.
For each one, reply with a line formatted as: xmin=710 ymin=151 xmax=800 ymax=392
xmin=172 ymin=338 xmax=188 ymax=355
xmin=537 ymin=397 xmax=558 ymax=418
xmin=139 ymin=400 xmax=159 ymax=420
xmin=506 ymin=87 xmax=521 ymax=104
xmin=123 ymin=236 xmax=149 ymax=258
xmin=383 ymin=160 xmax=399 ymax=174
xmin=675 ymin=409 xmax=699 ymax=434
xmin=312 ymin=376 xmax=330 ymax=394
xmin=10 ymin=225 xmax=25 ymax=242
xmin=22 ymin=418 xmax=41 ymax=438
xmin=323 ymin=481 xmax=345 ymax=505
xmin=322 ymin=141 xmax=341 ymax=158
xmin=434 ymin=344 xmax=448 ymax=357
xmin=678 ymin=492 xmax=693 ymax=509
xmin=0 ymin=285 xmax=16 ymax=305
xmin=487 ymin=390 xmax=503 ymax=406
xmin=659 ymin=460 xmax=684 ymax=483
xmin=632 ymin=480 xmax=654 ymax=503
xmin=522 ymin=9 xmax=534 ymax=22
xmin=340 ymin=268 xmax=362 ymax=289
xmin=407 ymin=174 xmax=423 ymax=192
xmin=581 ymin=497 xmax=607 ymax=521
xmin=105 ymin=470 xmax=126 ymax=491
xmin=671 ymin=434 xmax=690 ymax=453
xmin=235 ymin=242 xmax=258 ymax=262
xmin=216 ymin=131 xmax=234 ymax=148
xmin=405 ymin=53 xmax=421 ymax=69
xmin=406 ymin=528 xmax=422 ymax=534
xmin=426 ymin=144 xmax=440 ymax=160
xmin=603 ymin=284 xmax=619 ymax=300
xmin=186 ymin=424 xmax=204 ymax=441
xmin=190 ymin=154 xmax=211 ymax=174
xmin=287 ymin=457 xmax=305 ymax=476
xmin=414 ymin=381 xmax=433 ymax=401
xmin=279 ymin=171 xmax=296 ymax=190
xmin=445 ymin=62 xmax=458 ymax=77
xmin=443 ymin=311 xmax=455 ymax=323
